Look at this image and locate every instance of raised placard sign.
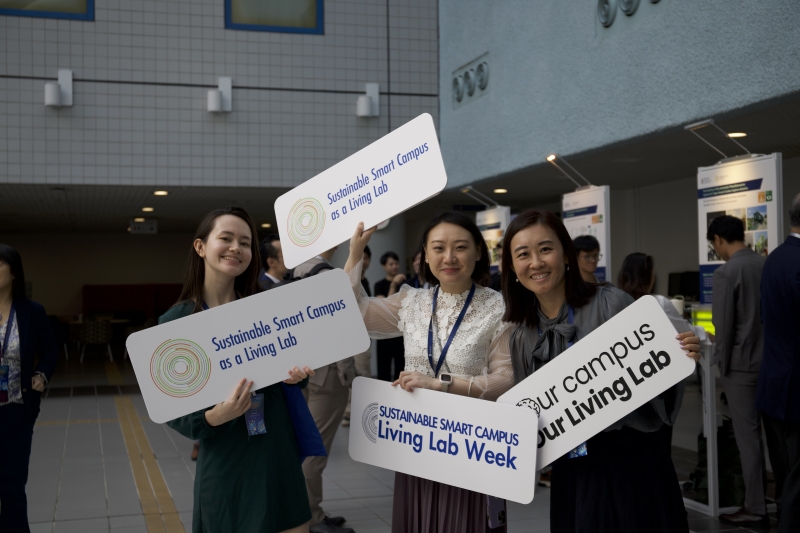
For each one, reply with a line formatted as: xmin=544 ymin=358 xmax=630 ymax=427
xmin=349 ymin=377 xmax=539 ymax=504
xmin=126 ymin=269 xmax=369 ymax=423
xmin=275 ymin=113 xmax=447 ymax=269
xmin=497 ymin=296 xmax=695 ymax=470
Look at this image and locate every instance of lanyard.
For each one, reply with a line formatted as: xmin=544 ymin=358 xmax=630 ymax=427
xmin=427 ymin=284 xmax=476 ymax=378
xmin=537 ymin=304 xmax=575 ymax=349
xmin=1 ymin=303 xmax=15 ymax=363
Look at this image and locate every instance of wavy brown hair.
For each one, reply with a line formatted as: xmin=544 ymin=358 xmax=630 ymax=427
xmin=419 ymin=211 xmax=491 ymax=287
xmin=501 ymin=210 xmax=597 ymax=327
xmin=176 ymin=207 xmax=262 ymax=314
xmin=617 ymin=253 xmax=654 ymax=301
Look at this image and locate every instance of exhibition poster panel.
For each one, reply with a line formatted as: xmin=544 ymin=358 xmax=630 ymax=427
xmin=562 ymin=186 xmax=611 ymax=281
xmin=696 ymin=153 xmax=783 ymax=304
xmin=477 ymin=206 xmax=511 ymax=273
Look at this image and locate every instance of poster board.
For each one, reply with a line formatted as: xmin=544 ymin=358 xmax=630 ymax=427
xmin=126 ymin=270 xmax=369 ymax=423
xmin=562 ymin=185 xmax=611 ymax=282
xmin=349 ymin=377 xmax=539 ymax=504
xmin=696 ymin=153 xmax=783 ymax=304
xmin=497 ymin=296 xmax=695 ymax=470
xmin=275 ymin=113 xmax=447 ymax=269
xmin=476 ymin=206 xmax=511 ymax=273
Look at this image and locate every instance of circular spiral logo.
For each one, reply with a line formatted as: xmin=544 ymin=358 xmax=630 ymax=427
xmin=362 ymin=402 xmax=380 ymax=443
xmin=287 ymin=198 xmax=325 ymax=247
xmin=150 ymin=339 xmax=212 ymax=398
xmin=516 ymin=398 xmax=541 ymax=418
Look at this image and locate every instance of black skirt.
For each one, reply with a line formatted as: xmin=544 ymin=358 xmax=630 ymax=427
xmin=550 ymin=426 xmax=689 ymax=533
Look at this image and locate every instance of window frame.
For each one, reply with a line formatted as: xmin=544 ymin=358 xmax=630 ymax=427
xmin=224 ymin=0 xmax=324 ymax=34
xmin=0 ymin=0 xmax=95 ymax=21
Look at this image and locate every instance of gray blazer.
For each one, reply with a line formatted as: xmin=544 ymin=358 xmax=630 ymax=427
xmin=712 ymin=248 xmax=766 ymax=374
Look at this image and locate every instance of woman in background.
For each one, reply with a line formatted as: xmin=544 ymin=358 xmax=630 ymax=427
xmin=0 ymin=244 xmax=58 ymax=532
xmin=162 ymin=207 xmax=315 ymax=533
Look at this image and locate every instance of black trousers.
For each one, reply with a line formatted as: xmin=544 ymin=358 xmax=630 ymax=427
xmin=766 ymin=416 xmax=800 ymax=533
xmin=376 ymin=338 xmax=405 ymax=382
xmin=0 ymin=403 xmax=37 ymax=533
xmin=762 ymin=413 xmax=791 ymax=513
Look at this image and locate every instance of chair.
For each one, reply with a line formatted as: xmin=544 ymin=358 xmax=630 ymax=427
xmin=123 ymin=317 xmax=159 ymax=360
xmin=80 ymin=319 xmax=114 ymax=363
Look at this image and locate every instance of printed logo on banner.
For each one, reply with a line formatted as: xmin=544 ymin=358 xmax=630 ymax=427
xmin=287 ymin=198 xmax=326 ymax=247
xmin=362 ymin=402 xmax=380 ymax=443
xmin=150 ymin=339 xmax=212 ymax=398
xmin=516 ymin=398 xmax=541 ymax=417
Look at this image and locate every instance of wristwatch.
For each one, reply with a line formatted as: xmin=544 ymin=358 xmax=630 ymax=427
xmin=439 ymin=373 xmax=452 ymax=393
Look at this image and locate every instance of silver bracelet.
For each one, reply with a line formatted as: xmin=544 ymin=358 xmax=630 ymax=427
xmin=467 ymin=380 xmax=473 ymax=398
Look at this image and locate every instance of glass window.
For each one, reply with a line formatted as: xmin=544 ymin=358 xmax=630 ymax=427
xmin=225 ymin=0 xmax=323 ymax=34
xmin=0 ymin=0 xmax=94 ymax=20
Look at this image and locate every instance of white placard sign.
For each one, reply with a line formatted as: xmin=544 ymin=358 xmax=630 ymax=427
xmin=497 ymin=296 xmax=695 ymax=470
xmin=696 ymin=153 xmax=782 ymax=304
xmin=562 ymin=185 xmax=611 ymax=282
xmin=126 ymin=269 xmax=369 ymax=423
xmin=275 ymin=113 xmax=447 ymax=269
xmin=350 ymin=377 xmax=539 ymax=504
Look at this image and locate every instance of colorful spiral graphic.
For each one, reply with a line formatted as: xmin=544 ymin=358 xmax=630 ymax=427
xmin=150 ymin=339 xmax=211 ymax=398
xmin=287 ymin=197 xmax=325 ymax=247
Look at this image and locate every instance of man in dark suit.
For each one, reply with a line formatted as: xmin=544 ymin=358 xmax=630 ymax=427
xmin=758 ymin=195 xmax=800 ymax=532
xmin=258 ymin=234 xmax=288 ymax=290
xmin=708 ymin=215 xmax=768 ymax=526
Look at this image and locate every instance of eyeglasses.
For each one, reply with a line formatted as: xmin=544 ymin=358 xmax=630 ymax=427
xmin=581 ymin=253 xmax=603 ymax=262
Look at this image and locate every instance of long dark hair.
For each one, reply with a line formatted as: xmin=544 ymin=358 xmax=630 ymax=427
xmin=419 ymin=211 xmax=491 ymax=287
xmin=177 ymin=207 xmax=262 ymax=314
xmin=501 ymin=210 xmax=597 ymax=327
xmin=618 ymin=253 xmax=654 ymax=301
xmin=0 ymin=244 xmax=27 ymax=302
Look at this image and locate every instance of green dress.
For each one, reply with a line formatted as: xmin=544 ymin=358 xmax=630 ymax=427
xmin=161 ymin=302 xmax=311 ymax=533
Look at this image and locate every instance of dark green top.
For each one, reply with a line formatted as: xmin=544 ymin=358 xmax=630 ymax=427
xmin=161 ymin=302 xmax=311 ymax=533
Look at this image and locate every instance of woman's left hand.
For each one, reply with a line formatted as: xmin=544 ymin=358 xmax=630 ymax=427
xmin=677 ymin=332 xmax=702 ymax=362
xmin=31 ymin=374 xmax=45 ymax=392
xmin=392 ymin=371 xmax=439 ymax=392
xmin=284 ymin=366 xmax=315 ymax=385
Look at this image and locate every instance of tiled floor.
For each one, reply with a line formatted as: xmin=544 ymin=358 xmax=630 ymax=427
xmin=18 ymin=354 xmax=780 ymax=532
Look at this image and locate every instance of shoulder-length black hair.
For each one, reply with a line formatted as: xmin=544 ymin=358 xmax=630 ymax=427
xmin=0 ymin=244 xmax=27 ymax=302
xmin=501 ymin=210 xmax=597 ymax=327
xmin=618 ymin=253 xmax=654 ymax=301
xmin=419 ymin=211 xmax=491 ymax=287
xmin=177 ymin=207 xmax=262 ymax=314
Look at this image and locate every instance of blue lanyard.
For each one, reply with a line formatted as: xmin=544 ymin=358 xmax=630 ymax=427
xmin=1 ymin=303 xmax=15 ymax=362
xmin=537 ymin=304 xmax=575 ymax=349
xmin=427 ymin=284 xmax=476 ymax=377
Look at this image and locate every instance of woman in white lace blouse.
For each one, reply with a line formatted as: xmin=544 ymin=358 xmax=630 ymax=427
xmin=344 ymin=212 xmax=515 ymax=533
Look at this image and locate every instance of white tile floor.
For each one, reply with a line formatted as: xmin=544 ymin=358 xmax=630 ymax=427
xmin=25 ymin=393 xmax=552 ymax=533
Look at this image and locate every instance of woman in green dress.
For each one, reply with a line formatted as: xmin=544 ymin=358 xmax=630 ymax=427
xmin=163 ymin=207 xmax=315 ymax=533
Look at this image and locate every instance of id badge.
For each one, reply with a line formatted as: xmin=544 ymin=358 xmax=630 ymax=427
xmin=0 ymin=365 xmax=8 ymax=403
xmin=567 ymin=441 xmax=588 ymax=458
xmin=245 ymin=393 xmax=267 ymax=436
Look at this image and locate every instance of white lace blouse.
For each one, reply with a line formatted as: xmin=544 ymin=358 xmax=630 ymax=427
xmin=349 ymin=259 xmax=515 ymax=401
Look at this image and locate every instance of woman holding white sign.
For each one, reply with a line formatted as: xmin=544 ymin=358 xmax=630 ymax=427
xmin=345 ymin=213 xmax=516 ymax=532
xmin=502 ymin=210 xmax=701 ymax=533
xmin=163 ymin=207 xmax=316 ymax=533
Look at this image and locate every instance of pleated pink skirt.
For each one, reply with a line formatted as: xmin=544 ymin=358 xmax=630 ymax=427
xmin=392 ymin=473 xmax=507 ymax=533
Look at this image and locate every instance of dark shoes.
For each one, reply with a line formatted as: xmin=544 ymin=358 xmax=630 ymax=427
xmin=191 ymin=442 xmax=200 ymax=461
xmin=309 ymin=516 xmax=354 ymax=533
xmin=718 ymin=508 xmax=769 ymax=527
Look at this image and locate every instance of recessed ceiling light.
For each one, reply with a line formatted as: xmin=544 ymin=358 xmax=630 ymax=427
xmin=261 ymin=223 xmax=272 ymax=228
xmin=494 ymin=188 xmax=508 ymax=194
xmin=153 ymin=190 xmax=169 ymax=196
xmin=134 ymin=217 xmax=145 ymax=222
xmin=728 ymin=132 xmax=747 ymax=138
xmin=142 ymin=207 xmax=154 ymax=212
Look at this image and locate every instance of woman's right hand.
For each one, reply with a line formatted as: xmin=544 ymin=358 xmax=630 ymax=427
xmin=344 ymin=222 xmax=377 ymax=273
xmin=205 ymin=378 xmax=253 ymax=427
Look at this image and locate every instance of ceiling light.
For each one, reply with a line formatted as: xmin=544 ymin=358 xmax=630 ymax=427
xmin=261 ymin=223 xmax=272 ymax=228
xmin=142 ymin=207 xmax=154 ymax=212
xmin=546 ymin=154 xmax=556 ymax=162
xmin=153 ymin=190 xmax=169 ymax=196
xmin=134 ymin=217 xmax=145 ymax=222
xmin=728 ymin=132 xmax=747 ymax=138
xmin=493 ymin=188 xmax=508 ymax=194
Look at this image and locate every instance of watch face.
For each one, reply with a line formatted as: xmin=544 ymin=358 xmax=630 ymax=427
xmin=441 ymin=374 xmax=452 ymax=383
